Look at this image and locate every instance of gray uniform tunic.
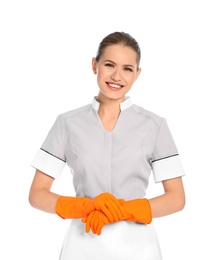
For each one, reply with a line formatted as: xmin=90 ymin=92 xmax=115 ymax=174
xmin=31 ymin=97 xmax=185 ymax=260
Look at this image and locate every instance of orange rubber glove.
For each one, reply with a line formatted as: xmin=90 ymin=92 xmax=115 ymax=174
xmin=82 ymin=198 xmax=125 ymax=235
xmin=56 ymin=192 xmax=124 ymax=222
xmin=82 ymin=210 xmax=110 ymax=235
xmin=83 ymin=198 xmax=152 ymax=235
xmin=122 ymin=198 xmax=152 ymax=224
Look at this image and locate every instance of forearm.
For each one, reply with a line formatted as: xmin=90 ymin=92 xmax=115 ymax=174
xmin=149 ymin=191 xmax=185 ymax=218
xmin=29 ymin=188 xmax=60 ymax=214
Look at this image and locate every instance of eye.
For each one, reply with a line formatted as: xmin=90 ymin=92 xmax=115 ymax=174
xmin=124 ymin=67 xmax=133 ymax=72
xmin=105 ymin=63 xmax=114 ymax=68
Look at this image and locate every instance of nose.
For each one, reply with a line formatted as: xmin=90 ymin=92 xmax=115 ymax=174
xmin=110 ymin=68 xmax=121 ymax=81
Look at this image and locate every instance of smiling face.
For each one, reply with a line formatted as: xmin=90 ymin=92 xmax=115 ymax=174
xmin=92 ymin=44 xmax=141 ymax=102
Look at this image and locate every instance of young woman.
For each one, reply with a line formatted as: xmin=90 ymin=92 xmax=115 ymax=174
xmin=29 ymin=31 xmax=185 ymax=260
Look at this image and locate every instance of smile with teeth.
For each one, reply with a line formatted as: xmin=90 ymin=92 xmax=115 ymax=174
xmin=107 ymin=83 xmax=123 ymax=89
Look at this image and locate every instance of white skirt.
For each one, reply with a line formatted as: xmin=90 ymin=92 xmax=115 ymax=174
xmin=59 ymin=219 xmax=162 ymax=260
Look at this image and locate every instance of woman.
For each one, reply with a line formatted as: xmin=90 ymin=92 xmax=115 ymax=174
xmin=29 ymin=31 xmax=185 ymax=259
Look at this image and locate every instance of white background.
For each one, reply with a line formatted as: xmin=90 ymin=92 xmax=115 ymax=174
xmin=1 ymin=0 xmax=213 ymax=259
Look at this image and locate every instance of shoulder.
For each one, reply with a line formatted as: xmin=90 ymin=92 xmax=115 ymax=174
xmin=60 ymin=103 xmax=91 ymax=118
xmin=54 ymin=103 xmax=92 ymax=125
xmin=131 ymin=104 xmax=164 ymax=126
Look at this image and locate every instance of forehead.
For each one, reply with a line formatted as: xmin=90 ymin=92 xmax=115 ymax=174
xmin=101 ymin=44 xmax=137 ymax=65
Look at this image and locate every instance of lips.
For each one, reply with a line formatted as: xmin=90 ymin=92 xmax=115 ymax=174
xmin=107 ymin=82 xmax=124 ymax=90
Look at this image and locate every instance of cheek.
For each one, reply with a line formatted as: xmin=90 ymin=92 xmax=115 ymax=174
xmin=130 ymin=73 xmax=139 ymax=83
xmin=97 ymin=68 xmax=110 ymax=80
xmin=126 ymin=74 xmax=137 ymax=85
xmin=96 ymin=71 xmax=107 ymax=88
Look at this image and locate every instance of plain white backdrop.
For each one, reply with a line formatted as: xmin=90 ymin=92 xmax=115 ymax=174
xmin=1 ymin=0 xmax=213 ymax=259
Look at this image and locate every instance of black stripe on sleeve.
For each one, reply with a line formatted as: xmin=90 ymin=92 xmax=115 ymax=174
xmin=40 ymin=148 xmax=66 ymax=162
xmin=152 ymin=154 xmax=179 ymax=164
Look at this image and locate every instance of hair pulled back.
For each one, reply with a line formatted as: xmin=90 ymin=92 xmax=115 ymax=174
xmin=96 ymin=32 xmax=141 ymax=69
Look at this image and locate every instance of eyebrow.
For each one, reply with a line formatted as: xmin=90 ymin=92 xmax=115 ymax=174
xmin=104 ymin=59 xmax=135 ymax=68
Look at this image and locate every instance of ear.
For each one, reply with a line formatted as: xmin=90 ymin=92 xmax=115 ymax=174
xmin=135 ymin=67 xmax=142 ymax=81
xmin=92 ymin=57 xmax=97 ymax=74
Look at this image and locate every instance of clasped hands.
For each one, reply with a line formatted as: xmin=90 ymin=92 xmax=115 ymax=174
xmin=81 ymin=192 xmax=125 ymax=235
xmin=56 ymin=192 xmax=152 ymax=236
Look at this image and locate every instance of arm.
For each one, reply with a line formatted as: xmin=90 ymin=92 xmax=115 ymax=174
xmin=149 ymin=176 xmax=185 ymax=218
xmin=29 ymin=170 xmax=124 ymax=221
xmin=29 ymin=169 xmax=60 ymax=214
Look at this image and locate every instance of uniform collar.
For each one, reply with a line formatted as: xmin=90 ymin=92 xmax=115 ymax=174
xmin=91 ymin=97 xmax=132 ymax=112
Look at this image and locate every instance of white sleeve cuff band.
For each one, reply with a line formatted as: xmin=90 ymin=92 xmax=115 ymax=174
xmin=31 ymin=149 xmax=65 ymax=179
xmin=152 ymin=155 xmax=185 ymax=182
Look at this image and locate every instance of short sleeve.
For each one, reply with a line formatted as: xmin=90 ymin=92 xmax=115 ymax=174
xmin=151 ymin=118 xmax=185 ymax=182
xmin=31 ymin=115 xmax=66 ymax=179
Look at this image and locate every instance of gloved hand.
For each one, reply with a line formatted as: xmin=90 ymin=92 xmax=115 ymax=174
xmin=122 ymin=198 xmax=152 ymax=224
xmin=56 ymin=192 xmax=124 ymax=222
xmin=83 ymin=198 xmax=152 ymax=235
xmin=85 ymin=193 xmax=125 ymax=222
xmin=82 ymin=210 xmax=110 ymax=235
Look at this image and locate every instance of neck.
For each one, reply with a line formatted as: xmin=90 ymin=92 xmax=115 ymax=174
xmin=96 ymin=95 xmax=125 ymax=118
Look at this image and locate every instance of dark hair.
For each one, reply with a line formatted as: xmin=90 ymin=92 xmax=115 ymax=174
xmin=96 ymin=32 xmax=141 ymax=69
